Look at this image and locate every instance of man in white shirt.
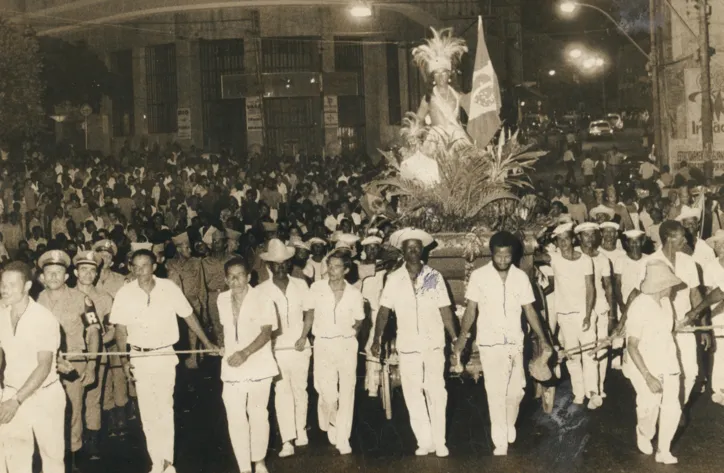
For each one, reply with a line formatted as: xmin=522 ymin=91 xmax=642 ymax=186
xmin=358 ymin=236 xmax=386 ymax=397
xmin=110 ymin=249 xmax=218 ymax=473
xmin=454 ymin=231 xmax=552 ymax=455
xmin=576 ymin=222 xmax=615 ymax=407
xmin=218 ymin=257 xmax=278 ymax=473
xmin=676 ymin=205 xmax=716 ymax=267
xmin=619 ymin=221 xmax=708 ymax=411
xmin=0 ymin=261 xmax=65 ymax=473
xmin=296 ymin=248 xmax=365 ymax=455
xmin=372 ymin=228 xmax=458 ymax=457
xmin=257 ymin=239 xmax=311 ymax=458
xmin=539 ymin=223 xmax=596 ymax=405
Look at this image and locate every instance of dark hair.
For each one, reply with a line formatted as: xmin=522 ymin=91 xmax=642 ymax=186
xmin=327 ymin=248 xmax=353 ymax=270
xmin=224 ymin=256 xmax=252 ymax=276
xmin=3 ymin=261 xmax=34 ymax=284
xmin=489 ymin=231 xmax=522 ymax=255
xmin=130 ymin=249 xmax=156 ymax=265
xmin=659 ymin=220 xmax=684 ymax=245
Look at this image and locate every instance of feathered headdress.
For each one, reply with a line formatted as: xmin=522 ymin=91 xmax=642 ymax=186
xmin=412 ymin=27 xmax=468 ymax=74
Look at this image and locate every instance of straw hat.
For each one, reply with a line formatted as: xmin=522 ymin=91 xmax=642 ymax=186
xmin=574 ymin=222 xmax=599 ymax=234
xmin=590 ymin=205 xmax=615 ymax=220
xmin=640 ymin=260 xmax=683 ymax=295
xmin=599 ymin=222 xmax=620 ymax=231
xmin=551 ymin=222 xmax=574 ymax=237
xmin=260 ymin=238 xmax=295 ymax=263
xmin=390 ymin=227 xmax=434 ymax=249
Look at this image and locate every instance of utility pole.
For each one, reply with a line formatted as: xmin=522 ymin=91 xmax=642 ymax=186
xmin=698 ymin=0 xmax=714 ymax=160
xmin=649 ymin=0 xmax=663 ymax=167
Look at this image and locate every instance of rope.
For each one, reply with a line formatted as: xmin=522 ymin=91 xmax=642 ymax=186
xmin=676 ymin=325 xmax=724 ymax=333
xmin=60 ymin=349 xmax=219 ymax=358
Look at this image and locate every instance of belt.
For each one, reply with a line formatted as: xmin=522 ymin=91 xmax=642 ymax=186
xmin=130 ymin=344 xmax=172 ymax=352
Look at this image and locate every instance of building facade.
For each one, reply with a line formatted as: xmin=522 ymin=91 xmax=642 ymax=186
xmin=662 ymin=0 xmax=724 ymax=173
xmin=3 ymin=0 xmax=524 ymax=158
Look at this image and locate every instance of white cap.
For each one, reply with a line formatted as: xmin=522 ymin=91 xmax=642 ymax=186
xmin=623 ymin=230 xmax=645 ymax=239
xmin=574 ymin=222 xmax=600 ymax=234
xmin=675 ymin=205 xmax=701 ymax=222
xmin=599 ymin=222 xmax=620 ymax=231
xmin=552 ymin=222 xmax=574 ymax=237
xmin=590 ymin=205 xmax=615 ymax=219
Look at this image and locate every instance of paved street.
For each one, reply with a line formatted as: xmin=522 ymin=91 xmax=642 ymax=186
xmin=75 ymin=355 xmax=724 ymax=473
xmin=533 ymin=128 xmax=647 ymax=184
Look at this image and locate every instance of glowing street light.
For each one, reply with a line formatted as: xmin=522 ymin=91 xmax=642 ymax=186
xmin=595 ymin=57 xmax=604 ymax=67
xmin=583 ymin=58 xmax=595 ymax=69
xmin=569 ymin=48 xmax=583 ymax=59
xmin=349 ymin=1 xmax=372 ymax=18
xmin=560 ymin=1 xmax=579 ymax=14
xmin=548 ymin=69 xmax=556 ymax=76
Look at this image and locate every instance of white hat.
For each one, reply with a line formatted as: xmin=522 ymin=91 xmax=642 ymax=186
xmin=552 ymin=222 xmax=574 ymax=237
xmin=361 ymin=236 xmax=383 ymax=246
xmin=623 ymin=230 xmax=645 ymax=239
xmin=130 ymin=242 xmax=153 ymax=253
xmin=574 ymin=222 xmax=600 ymax=234
xmin=599 ymin=222 xmax=620 ymax=231
xmin=260 ymin=239 xmax=295 ymax=263
xmin=308 ymin=237 xmax=327 ymax=247
xmin=390 ymin=227 xmax=434 ymax=249
xmin=337 ymin=233 xmax=360 ymax=247
xmin=675 ymin=205 xmax=701 ymax=222
xmin=706 ymin=229 xmax=724 ymax=246
xmin=590 ymin=205 xmax=615 ymax=219
xmin=641 ymin=260 xmax=683 ymax=295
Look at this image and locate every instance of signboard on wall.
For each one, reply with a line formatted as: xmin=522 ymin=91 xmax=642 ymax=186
xmin=324 ymin=95 xmax=338 ymax=128
xmin=177 ymin=108 xmax=191 ymax=140
xmin=246 ymin=97 xmax=263 ymax=130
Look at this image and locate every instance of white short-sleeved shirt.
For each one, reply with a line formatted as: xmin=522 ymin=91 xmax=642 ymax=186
xmin=614 ymin=254 xmax=649 ymax=303
xmin=0 ymin=300 xmax=60 ymax=389
xmin=599 ymin=246 xmax=626 ymax=264
xmin=703 ymin=259 xmax=724 ymax=318
xmin=109 ymin=276 xmax=193 ymax=348
xmin=624 ymin=294 xmax=680 ymax=377
xmin=218 ymin=288 xmax=279 ymax=382
xmin=637 ymin=250 xmax=699 ymax=321
xmin=466 ymin=262 xmax=535 ymax=347
xmin=693 ymin=239 xmax=717 ymax=267
xmin=305 ymin=280 xmax=364 ymax=339
xmin=590 ymin=252 xmax=612 ymax=314
xmin=379 ymin=265 xmax=452 ymax=352
xmin=257 ymin=277 xmax=310 ymax=349
xmin=550 ymin=252 xmax=594 ymax=315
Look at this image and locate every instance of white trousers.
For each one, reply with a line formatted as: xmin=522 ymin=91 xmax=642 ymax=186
xmin=0 ymin=382 xmax=66 ymax=473
xmin=713 ymin=315 xmax=724 ymax=394
xmin=479 ymin=344 xmax=525 ymax=449
xmin=628 ymin=369 xmax=681 ymax=453
xmin=223 ymin=379 xmax=272 ymax=472
xmin=595 ymin=311 xmax=610 ymax=395
xmin=558 ymin=312 xmax=598 ymax=400
xmin=132 ymin=352 xmax=178 ymax=471
xmin=364 ymin=309 xmax=382 ymax=395
xmin=313 ymin=337 xmax=358 ymax=448
xmin=274 ymin=350 xmax=310 ymax=443
xmin=398 ymin=349 xmax=447 ymax=450
xmin=675 ymin=332 xmax=698 ymax=405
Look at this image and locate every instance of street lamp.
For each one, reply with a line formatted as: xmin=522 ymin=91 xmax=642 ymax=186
xmin=569 ymin=48 xmax=582 ymax=59
xmin=560 ymin=1 xmax=578 ymax=13
xmin=349 ymin=1 xmax=372 ymax=18
xmin=548 ymin=69 xmax=556 ymax=76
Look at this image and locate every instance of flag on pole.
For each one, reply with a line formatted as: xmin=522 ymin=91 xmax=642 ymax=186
xmin=467 ymin=15 xmax=502 ymax=147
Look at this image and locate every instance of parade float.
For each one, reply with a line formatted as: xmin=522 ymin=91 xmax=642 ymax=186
xmin=366 ymin=21 xmax=556 ymax=418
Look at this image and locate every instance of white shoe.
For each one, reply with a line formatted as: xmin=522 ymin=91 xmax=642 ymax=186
xmin=655 ymin=451 xmax=678 ymax=464
xmin=587 ymin=394 xmax=603 ymax=410
xmin=435 ymin=446 xmax=449 ymax=457
xmin=712 ymin=392 xmax=724 ymax=406
xmin=279 ymin=442 xmax=295 ymax=458
xmin=600 ymin=392 xmax=607 ymax=399
xmin=573 ymin=397 xmax=585 ymax=405
xmin=636 ymin=434 xmax=653 ymax=455
xmin=337 ymin=443 xmax=352 ymax=455
xmin=296 ymin=431 xmax=309 ymax=447
xmin=507 ymin=428 xmax=517 ymax=444
xmin=415 ymin=446 xmax=434 ymax=456
xmin=493 ymin=447 xmax=508 ymax=456
xmin=255 ymin=461 xmax=270 ymax=473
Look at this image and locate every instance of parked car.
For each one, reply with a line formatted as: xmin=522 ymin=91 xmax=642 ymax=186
xmin=606 ymin=113 xmax=624 ymax=130
xmin=587 ymin=120 xmax=614 ymax=140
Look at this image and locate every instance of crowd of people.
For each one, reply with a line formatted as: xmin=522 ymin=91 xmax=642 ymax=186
xmin=0 ymin=142 xmax=723 ymax=473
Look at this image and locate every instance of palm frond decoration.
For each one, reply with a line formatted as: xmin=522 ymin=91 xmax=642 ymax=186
xmin=400 ymin=112 xmax=428 ymax=151
xmin=372 ymin=131 xmax=543 ymax=233
xmin=412 ymin=27 xmax=468 ymax=74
